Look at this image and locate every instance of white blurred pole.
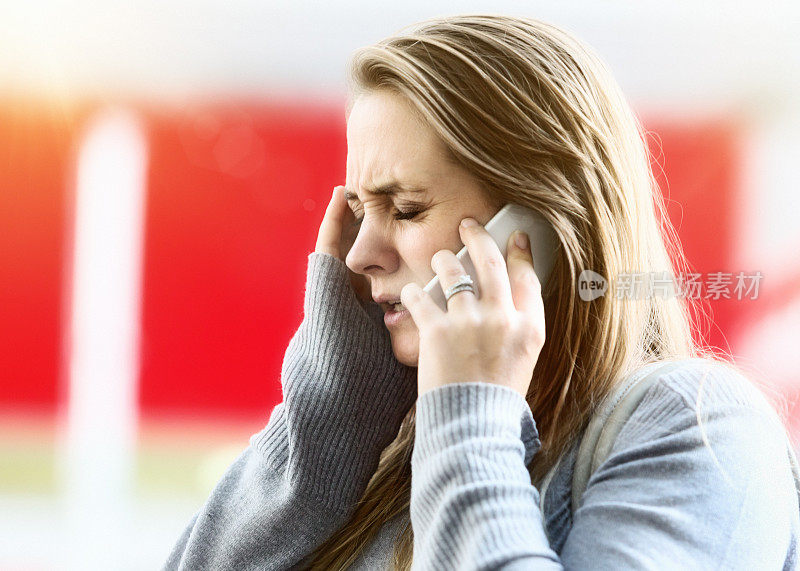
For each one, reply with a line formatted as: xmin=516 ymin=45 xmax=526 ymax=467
xmin=59 ymin=108 xmax=148 ymax=570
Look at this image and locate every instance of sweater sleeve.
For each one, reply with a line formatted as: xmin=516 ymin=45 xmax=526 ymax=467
xmin=163 ymin=251 xmax=418 ymax=571
xmin=409 ymin=363 xmax=799 ymax=570
xmin=410 ymin=381 xmax=561 ymax=570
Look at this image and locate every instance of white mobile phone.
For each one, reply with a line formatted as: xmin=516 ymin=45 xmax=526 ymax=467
xmin=422 ymin=203 xmax=558 ymax=311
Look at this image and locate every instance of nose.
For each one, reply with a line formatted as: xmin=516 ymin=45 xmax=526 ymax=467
xmin=344 ymin=214 xmax=398 ymax=277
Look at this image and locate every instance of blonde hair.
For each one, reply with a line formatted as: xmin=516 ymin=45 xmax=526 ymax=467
xmin=305 ymin=14 xmax=762 ymax=570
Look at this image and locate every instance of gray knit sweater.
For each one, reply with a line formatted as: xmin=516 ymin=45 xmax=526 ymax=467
xmin=163 ymin=252 xmax=799 ymax=570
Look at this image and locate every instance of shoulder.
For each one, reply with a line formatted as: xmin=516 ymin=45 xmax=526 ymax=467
xmin=591 ymin=358 xmax=800 ymax=565
xmin=570 ymin=358 xmax=799 ymax=568
xmin=653 ymin=358 xmax=776 ymax=414
xmin=626 ymin=358 xmax=785 ymax=435
xmin=613 ymin=358 xmax=795 ymax=492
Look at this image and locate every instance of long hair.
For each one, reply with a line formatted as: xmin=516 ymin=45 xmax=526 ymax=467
xmin=305 ymin=14 xmax=746 ymax=569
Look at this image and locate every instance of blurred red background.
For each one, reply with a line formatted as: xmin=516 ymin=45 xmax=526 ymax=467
xmin=1 ymin=97 xmax=794 ymax=433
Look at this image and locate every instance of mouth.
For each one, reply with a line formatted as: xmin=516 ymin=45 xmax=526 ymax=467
xmin=383 ymin=301 xmax=408 ymax=313
xmin=382 ymin=300 xmax=410 ymax=328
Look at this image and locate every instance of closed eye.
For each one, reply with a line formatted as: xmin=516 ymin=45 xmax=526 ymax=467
xmin=352 ymin=207 xmax=424 ymax=225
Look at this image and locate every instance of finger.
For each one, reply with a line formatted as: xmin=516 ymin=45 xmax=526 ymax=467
xmin=459 ymin=218 xmax=514 ymax=310
xmin=400 ymin=281 xmax=442 ymax=327
xmin=506 ymin=230 xmax=542 ymax=315
xmin=314 ymin=185 xmax=349 ymax=258
xmin=431 ymin=248 xmax=478 ymax=312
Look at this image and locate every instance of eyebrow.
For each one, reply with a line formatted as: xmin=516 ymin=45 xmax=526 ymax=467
xmin=344 ymin=182 xmax=428 ymax=202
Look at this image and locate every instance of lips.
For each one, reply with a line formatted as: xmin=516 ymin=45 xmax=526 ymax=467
xmin=372 ymin=294 xmax=402 ymax=312
xmin=383 ymin=303 xmax=410 ymax=327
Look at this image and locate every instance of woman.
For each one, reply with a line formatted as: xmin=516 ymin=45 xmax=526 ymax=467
xmin=164 ymin=14 xmax=799 ymax=570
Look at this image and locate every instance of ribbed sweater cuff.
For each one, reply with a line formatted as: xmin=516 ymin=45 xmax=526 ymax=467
xmin=414 ymin=382 xmax=541 ymax=468
xmin=251 ymin=250 xmax=418 ymax=515
xmin=303 ymin=251 xmax=363 ymax=314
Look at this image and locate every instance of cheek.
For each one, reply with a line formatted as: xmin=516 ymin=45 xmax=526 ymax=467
xmin=413 ymin=219 xmax=463 ymax=259
xmin=398 ymin=233 xmax=445 ymax=278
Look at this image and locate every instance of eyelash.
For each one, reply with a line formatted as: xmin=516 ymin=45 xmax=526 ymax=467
xmin=352 ymin=207 xmax=423 ymax=225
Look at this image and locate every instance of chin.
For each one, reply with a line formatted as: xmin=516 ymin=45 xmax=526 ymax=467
xmin=389 ymin=327 xmax=420 ymax=367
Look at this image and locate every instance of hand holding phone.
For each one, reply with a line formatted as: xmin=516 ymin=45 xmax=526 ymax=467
xmin=422 ymin=203 xmax=558 ymax=311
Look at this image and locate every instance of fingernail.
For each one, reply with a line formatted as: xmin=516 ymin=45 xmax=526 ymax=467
xmin=514 ymin=230 xmax=529 ymax=250
xmin=461 ymin=217 xmax=478 ymax=228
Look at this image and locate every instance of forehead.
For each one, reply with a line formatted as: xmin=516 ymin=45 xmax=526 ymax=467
xmin=345 ymin=91 xmax=450 ymax=199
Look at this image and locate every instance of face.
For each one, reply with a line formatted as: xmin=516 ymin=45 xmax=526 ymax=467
xmin=344 ymin=90 xmax=501 ymax=367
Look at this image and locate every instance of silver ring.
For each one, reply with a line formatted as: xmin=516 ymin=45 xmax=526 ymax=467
xmin=444 ymin=274 xmax=476 ymax=302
